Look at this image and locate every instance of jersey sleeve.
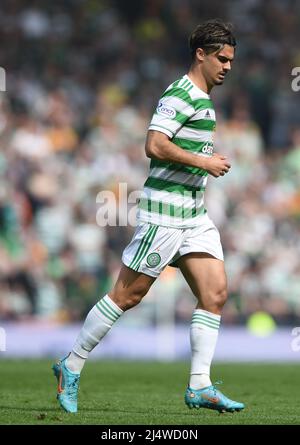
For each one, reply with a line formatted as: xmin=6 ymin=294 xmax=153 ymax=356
xmin=148 ymin=87 xmax=196 ymax=138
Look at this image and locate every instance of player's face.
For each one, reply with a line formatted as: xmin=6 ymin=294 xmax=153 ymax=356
xmin=201 ymin=44 xmax=235 ymax=87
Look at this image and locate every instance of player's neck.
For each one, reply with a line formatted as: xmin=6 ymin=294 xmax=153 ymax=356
xmin=187 ymin=66 xmax=213 ymax=95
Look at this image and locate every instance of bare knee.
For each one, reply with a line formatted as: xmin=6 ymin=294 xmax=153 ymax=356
xmin=199 ymin=287 xmax=228 ymax=314
xmin=109 ymin=285 xmax=150 ymax=311
xmin=107 ymin=265 xmax=155 ymax=311
xmin=214 ymin=288 xmax=228 ymax=310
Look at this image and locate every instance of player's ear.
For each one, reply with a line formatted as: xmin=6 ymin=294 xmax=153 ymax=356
xmin=195 ymin=48 xmax=205 ymax=62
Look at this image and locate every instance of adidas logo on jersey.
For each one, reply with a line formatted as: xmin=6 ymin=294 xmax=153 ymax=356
xmin=204 ymin=110 xmax=211 ymax=119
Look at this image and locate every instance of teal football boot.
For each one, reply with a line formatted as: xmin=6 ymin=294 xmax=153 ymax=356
xmin=185 ymin=382 xmax=245 ymax=413
xmin=52 ymin=355 xmax=80 ymax=413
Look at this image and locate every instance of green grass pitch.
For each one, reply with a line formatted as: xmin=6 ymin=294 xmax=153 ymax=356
xmin=0 ymin=360 xmax=299 ymax=425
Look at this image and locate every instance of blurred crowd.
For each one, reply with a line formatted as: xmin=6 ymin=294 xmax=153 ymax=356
xmin=0 ymin=0 xmax=300 ymax=325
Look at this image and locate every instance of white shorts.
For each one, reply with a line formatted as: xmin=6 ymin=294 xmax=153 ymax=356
xmin=122 ymin=213 xmax=223 ymax=278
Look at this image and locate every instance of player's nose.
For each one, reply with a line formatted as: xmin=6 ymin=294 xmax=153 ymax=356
xmin=223 ymin=61 xmax=231 ymax=72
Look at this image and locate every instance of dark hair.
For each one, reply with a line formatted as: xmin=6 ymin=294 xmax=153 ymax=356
xmin=189 ymin=19 xmax=236 ymax=59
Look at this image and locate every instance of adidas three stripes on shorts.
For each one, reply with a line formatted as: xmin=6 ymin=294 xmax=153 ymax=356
xmin=122 ymin=213 xmax=224 ymax=278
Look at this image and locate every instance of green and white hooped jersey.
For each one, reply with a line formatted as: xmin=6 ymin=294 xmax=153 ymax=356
xmin=137 ymin=74 xmax=216 ymax=228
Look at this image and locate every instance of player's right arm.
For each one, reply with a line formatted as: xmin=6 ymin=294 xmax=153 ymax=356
xmin=145 ymin=130 xmax=231 ymax=178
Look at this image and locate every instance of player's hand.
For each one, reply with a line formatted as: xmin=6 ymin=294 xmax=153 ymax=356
xmin=202 ymin=153 xmax=231 ymax=178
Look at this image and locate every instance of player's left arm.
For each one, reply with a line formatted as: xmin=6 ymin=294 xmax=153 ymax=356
xmin=145 ymin=130 xmax=231 ymax=177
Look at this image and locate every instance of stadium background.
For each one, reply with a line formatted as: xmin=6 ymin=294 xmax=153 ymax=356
xmin=0 ymin=0 xmax=300 ymax=362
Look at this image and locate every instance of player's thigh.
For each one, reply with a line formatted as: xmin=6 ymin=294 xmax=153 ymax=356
xmin=176 ymin=252 xmax=227 ymax=304
xmin=109 ymin=264 xmax=156 ymax=303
